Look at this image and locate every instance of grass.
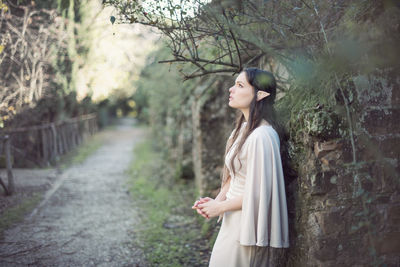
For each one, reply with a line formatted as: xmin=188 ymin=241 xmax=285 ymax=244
xmin=127 ymin=139 xmax=215 ymax=267
xmin=58 ymin=130 xmax=106 ymax=170
xmin=0 ymin=193 xmax=43 ymax=239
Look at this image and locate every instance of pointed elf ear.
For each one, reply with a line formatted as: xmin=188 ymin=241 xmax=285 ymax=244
xmin=256 ymin=91 xmax=270 ymax=101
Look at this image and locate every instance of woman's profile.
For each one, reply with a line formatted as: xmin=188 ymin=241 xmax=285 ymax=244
xmin=192 ymin=67 xmax=289 ymax=266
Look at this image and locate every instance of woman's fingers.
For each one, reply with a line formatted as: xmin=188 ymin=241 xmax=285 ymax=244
xmin=192 ymin=198 xmax=207 ymax=208
xmin=192 ymin=197 xmax=212 ymax=219
xmin=192 ymin=200 xmax=200 ymax=209
xmin=199 ymin=197 xmax=212 ymax=202
xmin=195 ymin=206 xmax=209 ymax=218
xmin=197 ymin=201 xmax=210 ymax=209
xmin=198 ymin=206 xmax=210 ymax=218
xmin=193 ymin=197 xmax=210 ymax=209
xmin=193 ymin=203 xmax=207 ymax=217
xmin=200 ymin=210 xmax=209 ymax=219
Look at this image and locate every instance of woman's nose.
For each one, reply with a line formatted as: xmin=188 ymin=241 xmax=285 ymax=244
xmin=229 ymin=86 xmax=233 ymax=93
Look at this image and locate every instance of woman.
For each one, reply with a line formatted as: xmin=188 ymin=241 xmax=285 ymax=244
xmin=192 ymin=67 xmax=289 ymax=266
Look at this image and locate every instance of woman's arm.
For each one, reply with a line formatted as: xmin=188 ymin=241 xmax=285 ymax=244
xmin=215 ymin=177 xmax=231 ymax=202
xmin=197 ymin=194 xmax=243 ymax=218
xmin=219 ymin=195 xmax=243 ymax=213
xmin=192 ymin=177 xmax=231 ymax=218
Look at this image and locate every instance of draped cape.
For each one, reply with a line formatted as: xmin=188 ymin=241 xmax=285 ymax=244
xmin=228 ymin=124 xmax=289 ymax=248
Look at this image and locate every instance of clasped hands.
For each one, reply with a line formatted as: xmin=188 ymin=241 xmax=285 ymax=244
xmin=192 ymin=197 xmax=223 ymax=219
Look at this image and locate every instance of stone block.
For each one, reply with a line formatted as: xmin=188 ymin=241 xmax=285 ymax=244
xmin=307 ymin=212 xmax=323 ymax=237
xmin=374 ymin=193 xmax=391 ymax=204
xmin=348 ymin=214 xmax=369 ymax=236
xmin=338 ymin=172 xmax=355 ymax=194
xmin=309 ymin=171 xmax=337 ymax=196
xmin=354 ymin=133 xmax=381 ymax=162
xmin=314 ymin=139 xmax=342 ymax=159
xmin=315 ymin=210 xmax=346 ymax=236
xmin=352 ymin=74 xmax=393 ymax=107
xmin=354 ymin=133 xmax=400 ymax=163
xmin=340 ymin=139 xmax=355 ymax=164
xmin=392 ymin=76 xmax=400 ymax=106
xmin=313 ymin=237 xmax=338 ymax=261
xmin=325 ymin=198 xmax=338 ymax=207
xmin=370 ymin=160 xmax=399 ymax=192
xmin=373 ymin=232 xmax=400 ymax=254
xmin=379 ymin=136 xmax=400 ymax=159
xmin=387 ymin=205 xmax=400 ymax=225
xmin=339 ymin=237 xmax=365 ymax=261
xmin=361 ymin=178 xmax=374 ymax=192
xmin=390 ymin=191 xmax=400 ymax=203
xmin=360 ymin=107 xmax=400 ymax=135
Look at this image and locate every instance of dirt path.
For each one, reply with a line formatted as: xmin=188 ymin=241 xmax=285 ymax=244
xmin=0 ymin=118 xmax=148 ymax=266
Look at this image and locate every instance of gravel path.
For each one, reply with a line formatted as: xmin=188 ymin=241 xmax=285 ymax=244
xmin=0 ymin=118 xmax=147 ymax=267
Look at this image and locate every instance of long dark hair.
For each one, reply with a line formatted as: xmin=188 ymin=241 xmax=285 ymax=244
xmin=221 ymin=67 xmax=294 ymax=187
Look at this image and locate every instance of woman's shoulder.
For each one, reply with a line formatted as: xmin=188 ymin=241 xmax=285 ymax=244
xmin=247 ymin=125 xmax=279 ymax=147
xmin=249 ymin=124 xmax=275 ymax=138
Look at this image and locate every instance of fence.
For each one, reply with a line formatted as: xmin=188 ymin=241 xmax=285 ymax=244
xmin=0 ymin=113 xmax=98 ymax=168
xmin=0 ymin=135 xmax=14 ymax=195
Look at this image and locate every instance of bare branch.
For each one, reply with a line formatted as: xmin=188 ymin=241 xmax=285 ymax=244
xmin=182 ymin=68 xmax=238 ymax=81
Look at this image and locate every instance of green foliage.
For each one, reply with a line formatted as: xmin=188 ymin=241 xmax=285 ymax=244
xmin=128 ymin=139 xmax=210 ymax=266
xmin=134 ymin=45 xmax=179 ymax=124
xmin=133 ymin=44 xmax=198 ymax=148
xmin=111 ymin=0 xmax=400 ymax=120
xmin=4 ymin=89 xmax=98 ymax=129
xmin=0 ymin=0 xmax=101 ymax=128
xmin=110 ymin=15 xmax=115 ymax=24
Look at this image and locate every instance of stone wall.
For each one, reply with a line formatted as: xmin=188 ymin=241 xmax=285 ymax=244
xmin=285 ymin=68 xmax=399 ymax=266
xmin=174 ymin=66 xmax=398 ymax=266
xmin=191 ymin=75 xmax=236 ymax=196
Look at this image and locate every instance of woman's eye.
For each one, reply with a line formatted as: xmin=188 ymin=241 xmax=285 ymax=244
xmin=238 ymin=84 xmax=243 ymax=88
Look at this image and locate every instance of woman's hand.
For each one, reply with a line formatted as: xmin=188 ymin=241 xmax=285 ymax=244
xmin=192 ymin=197 xmax=212 ymax=219
xmin=197 ymin=198 xmax=224 ymax=219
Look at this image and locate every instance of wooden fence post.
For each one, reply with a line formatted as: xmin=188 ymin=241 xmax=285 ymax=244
xmin=5 ymin=135 xmax=15 ymax=195
xmin=41 ymin=128 xmax=48 ymax=166
xmin=1 ymin=113 xmax=98 ymax=169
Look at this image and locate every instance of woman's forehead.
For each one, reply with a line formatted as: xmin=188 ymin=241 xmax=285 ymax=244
xmin=235 ymin=72 xmax=248 ymax=83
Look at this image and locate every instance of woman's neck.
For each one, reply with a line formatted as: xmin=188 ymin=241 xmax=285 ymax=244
xmin=241 ymin=108 xmax=249 ymax=121
xmin=240 ymin=109 xmax=271 ymax=126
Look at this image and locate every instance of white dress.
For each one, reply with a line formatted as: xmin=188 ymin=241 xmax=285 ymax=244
xmin=209 ymin=121 xmax=289 ymax=267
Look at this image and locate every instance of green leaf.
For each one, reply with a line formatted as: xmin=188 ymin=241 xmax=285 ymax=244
xmin=110 ymin=16 xmax=116 ymax=25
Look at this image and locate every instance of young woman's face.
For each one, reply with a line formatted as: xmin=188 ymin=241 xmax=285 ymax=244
xmin=228 ymin=72 xmax=254 ymax=110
